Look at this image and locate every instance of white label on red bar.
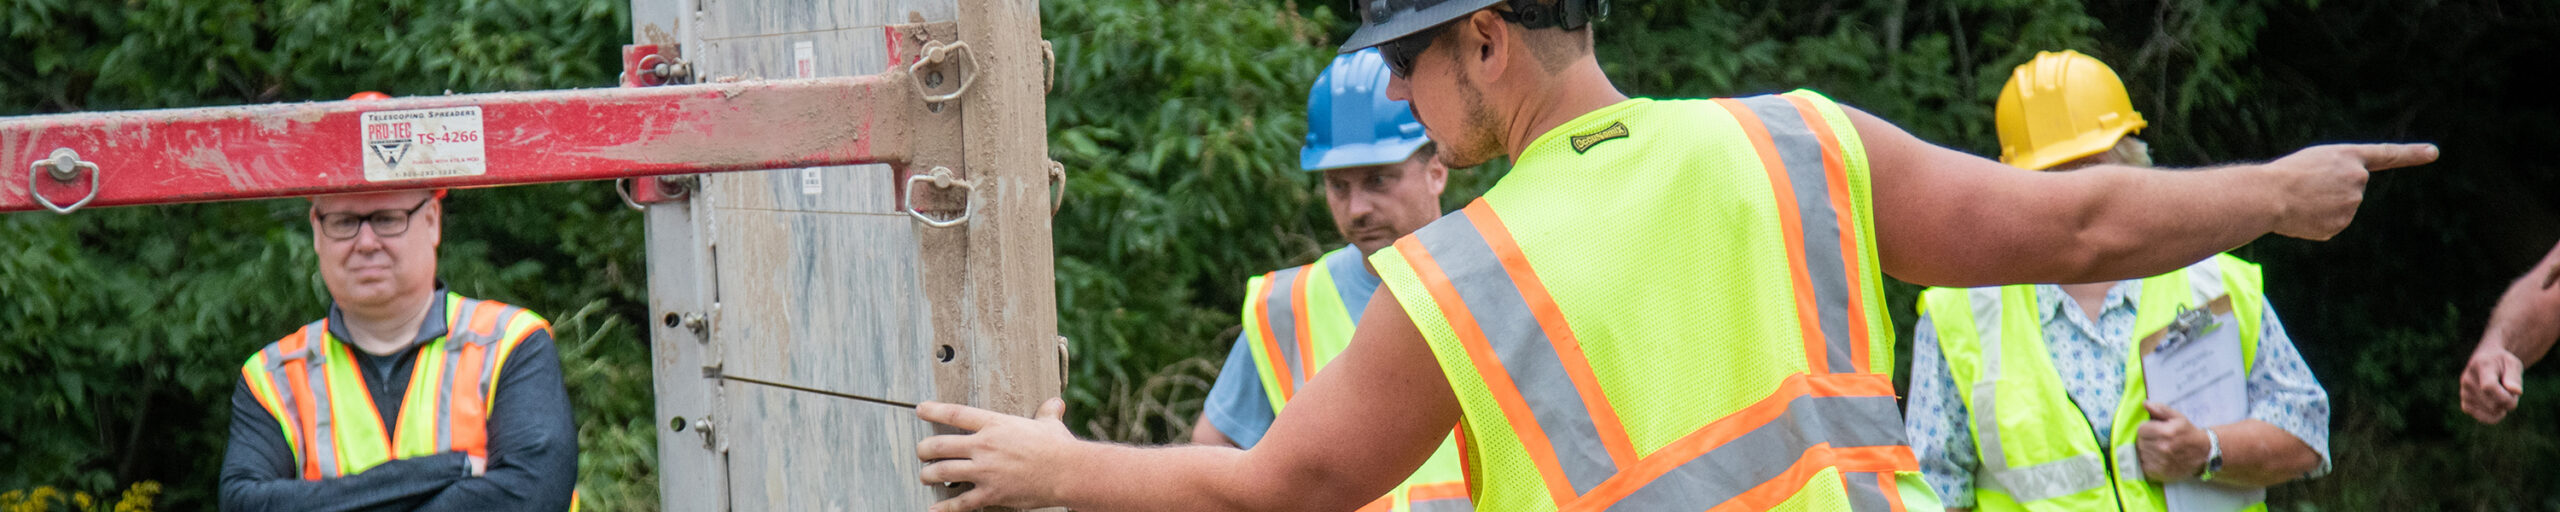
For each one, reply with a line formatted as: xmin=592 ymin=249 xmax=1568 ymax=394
xmin=361 ymin=106 xmax=487 ymax=182
xmin=794 ymin=41 xmax=816 ymax=79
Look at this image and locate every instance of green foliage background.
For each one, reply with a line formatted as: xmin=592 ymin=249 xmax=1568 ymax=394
xmin=3 ymin=0 xmax=2556 ymax=510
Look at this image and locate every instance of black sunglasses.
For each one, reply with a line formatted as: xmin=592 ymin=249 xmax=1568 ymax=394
xmin=313 ymin=196 xmax=435 ymax=240
xmin=1379 ymin=20 xmax=1457 ymax=78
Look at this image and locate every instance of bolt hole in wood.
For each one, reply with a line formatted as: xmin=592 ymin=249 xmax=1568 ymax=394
xmin=936 ymin=344 xmax=955 ymax=362
xmin=663 ymin=312 xmax=681 ymax=328
xmin=670 ymin=416 xmax=687 ymax=432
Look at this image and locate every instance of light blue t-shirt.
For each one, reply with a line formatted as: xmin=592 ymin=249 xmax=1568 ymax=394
xmin=1201 ymin=246 xmax=1380 ymax=448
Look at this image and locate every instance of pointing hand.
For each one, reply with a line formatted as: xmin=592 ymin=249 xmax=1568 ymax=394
xmin=2266 ymin=143 xmax=2438 ymax=241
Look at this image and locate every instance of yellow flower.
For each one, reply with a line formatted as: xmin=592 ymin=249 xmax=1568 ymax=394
xmin=112 ymin=481 xmax=160 ymax=512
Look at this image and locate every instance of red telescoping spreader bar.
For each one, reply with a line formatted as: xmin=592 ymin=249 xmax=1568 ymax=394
xmin=0 ymin=75 xmax=919 ymax=213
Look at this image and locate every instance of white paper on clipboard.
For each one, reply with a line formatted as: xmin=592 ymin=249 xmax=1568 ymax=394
xmin=2140 ymin=302 xmax=2265 ymax=511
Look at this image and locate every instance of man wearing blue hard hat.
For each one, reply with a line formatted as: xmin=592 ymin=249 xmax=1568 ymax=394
xmin=1189 ymin=48 xmax=1470 ymax=512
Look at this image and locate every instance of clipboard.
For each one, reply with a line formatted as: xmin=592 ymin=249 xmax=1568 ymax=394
xmin=2138 ymin=295 xmax=2265 ymax=511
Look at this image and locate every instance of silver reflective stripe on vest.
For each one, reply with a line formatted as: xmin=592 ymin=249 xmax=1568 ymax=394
xmin=1987 ymin=454 xmax=2108 ymax=502
xmin=2183 ymin=258 xmax=2229 ymax=304
xmin=1412 ymin=497 xmax=1472 ymax=512
xmin=1264 ymin=267 xmax=1306 ymax=391
xmin=1964 ymin=288 xmax=2009 ymax=480
xmin=260 ymin=344 xmax=301 ymax=424
xmin=1737 ymin=94 xmax=1859 ymax=374
xmin=1843 ymin=472 xmax=1891 ymax=512
xmin=1964 ymin=288 xmax=2110 ymax=503
xmin=436 ymin=300 xmax=479 ymax=452
xmin=473 ymin=305 xmax=525 ymax=395
xmin=481 ymin=302 xmax=527 ymax=389
xmin=300 ymin=323 xmax=343 ymax=477
xmin=434 ymin=351 xmax=456 ymax=451
xmin=1606 ymin=394 xmax=1907 ymax=510
xmin=260 ymin=344 xmax=305 ymax=459
xmin=1413 ymin=212 xmax=1619 ymax=495
xmin=2114 ymin=442 xmax=2142 ymax=488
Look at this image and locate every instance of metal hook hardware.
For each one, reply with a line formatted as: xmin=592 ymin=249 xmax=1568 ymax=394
xmin=908 ymin=41 xmax=979 ymax=104
xmin=616 ymin=175 xmax=695 ymax=211
xmin=1047 ymin=160 xmax=1066 ymax=215
xmin=2164 ymin=305 xmax=2219 ymax=347
xmin=632 ymin=53 xmax=692 ymax=86
xmin=615 ymin=178 xmax=647 ymax=211
xmin=904 ymin=166 xmax=976 ymax=228
xmin=1039 ymin=40 xmax=1057 ymax=95
xmin=26 ymin=148 xmax=100 ymax=214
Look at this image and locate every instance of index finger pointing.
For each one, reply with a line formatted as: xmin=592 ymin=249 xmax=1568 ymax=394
xmin=2351 ymin=143 xmax=2440 ymax=171
xmin=917 ymin=401 xmax=1006 ymax=432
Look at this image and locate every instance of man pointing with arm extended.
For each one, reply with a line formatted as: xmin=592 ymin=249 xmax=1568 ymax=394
xmin=916 ymin=1 xmax=2435 ymax=511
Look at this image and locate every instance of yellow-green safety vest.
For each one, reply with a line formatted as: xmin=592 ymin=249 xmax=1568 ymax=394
xmin=1918 ymin=254 xmax=2269 ymax=512
xmin=1243 ymin=246 xmax=1472 ymax=512
xmin=1372 ymin=92 xmax=1940 ymax=511
xmin=239 ymin=293 xmax=548 ymax=480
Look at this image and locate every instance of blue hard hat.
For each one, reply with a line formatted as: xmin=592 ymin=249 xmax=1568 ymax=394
xmin=1301 ymin=49 xmax=1429 ymax=172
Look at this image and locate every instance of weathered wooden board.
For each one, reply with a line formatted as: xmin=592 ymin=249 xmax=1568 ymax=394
xmin=721 ymin=384 xmax=941 ymax=511
xmin=694 ymin=30 xmax=893 ymax=83
xmin=703 ymin=0 xmax=875 ymax=40
xmin=709 ymin=208 xmax=936 ymax=404
xmin=701 ymin=135 xmax=900 ymax=215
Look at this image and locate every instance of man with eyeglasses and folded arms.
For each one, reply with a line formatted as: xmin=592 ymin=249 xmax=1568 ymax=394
xmin=221 ymin=183 xmax=578 ymax=511
xmin=909 ymin=1 xmax=2436 ymax=511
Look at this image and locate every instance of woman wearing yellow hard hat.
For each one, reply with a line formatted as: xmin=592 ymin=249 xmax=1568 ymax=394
xmin=1906 ymin=49 xmax=2335 ymax=512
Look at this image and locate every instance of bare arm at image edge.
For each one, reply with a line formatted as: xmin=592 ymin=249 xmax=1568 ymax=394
xmin=1854 ymin=105 xmax=2437 ymax=287
xmin=913 ymin=292 xmax=1455 ymax=512
xmin=2464 ymin=241 xmax=2560 ymax=423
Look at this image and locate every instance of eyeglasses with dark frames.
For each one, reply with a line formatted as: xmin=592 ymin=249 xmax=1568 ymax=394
xmin=313 ymin=196 xmax=435 ymax=240
xmin=1379 ymin=20 xmax=1457 ymax=78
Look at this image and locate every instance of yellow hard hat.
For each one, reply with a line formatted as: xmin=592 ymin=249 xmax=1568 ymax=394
xmin=1994 ymin=50 xmax=2147 ymax=171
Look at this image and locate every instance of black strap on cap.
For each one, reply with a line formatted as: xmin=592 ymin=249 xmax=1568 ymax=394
xmin=1500 ymin=0 xmax=1609 ymax=30
xmin=1337 ymin=0 xmax=1607 ymax=52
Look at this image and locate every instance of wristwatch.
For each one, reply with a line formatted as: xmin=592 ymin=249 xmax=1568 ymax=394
xmin=2197 ymin=428 xmax=2226 ymax=482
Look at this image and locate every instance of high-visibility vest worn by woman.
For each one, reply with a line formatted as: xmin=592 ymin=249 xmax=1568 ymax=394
xmin=1243 ymin=246 xmax=1472 ymax=512
xmin=1371 ymin=91 xmax=1938 ymax=511
xmin=238 ymin=293 xmax=549 ymax=480
xmin=1918 ymin=254 xmax=2270 ymax=512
